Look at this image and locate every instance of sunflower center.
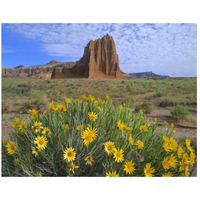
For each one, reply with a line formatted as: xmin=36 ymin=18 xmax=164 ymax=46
xmin=39 ymin=140 xmax=44 ymax=145
xmin=68 ymin=152 xmax=72 ymax=157
xmin=10 ymin=145 xmax=15 ymax=150
xmin=108 ymin=146 xmax=112 ymax=151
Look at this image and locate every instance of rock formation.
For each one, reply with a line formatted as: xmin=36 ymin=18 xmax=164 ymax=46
xmin=2 ymin=34 xmax=122 ymax=79
xmin=51 ymin=34 xmax=122 ymax=79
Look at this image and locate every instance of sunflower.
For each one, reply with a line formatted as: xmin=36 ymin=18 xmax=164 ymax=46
xmin=106 ymin=95 xmax=110 ymax=99
xmin=81 ymin=126 xmax=97 ymax=146
xmin=164 ymin=121 xmax=169 ymax=126
xmin=117 ymin=120 xmax=125 ymax=130
xmin=104 ymin=141 xmax=115 ymax=155
xmin=163 ymin=142 xmax=170 ymax=153
xmin=88 ymin=112 xmax=98 ymax=121
xmin=162 ymin=172 xmax=173 ymax=177
xmin=124 ymin=160 xmax=135 ymax=175
xmin=29 ymin=109 xmax=37 ymax=119
xmin=185 ymin=166 xmax=190 ymax=177
xmin=82 ymin=95 xmax=89 ymax=101
xmin=140 ymin=125 xmax=147 ymax=132
xmin=113 ymin=148 xmax=124 ymax=163
xmin=12 ymin=117 xmax=19 ymax=128
xmin=69 ymin=162 xmax=79 ymax=174
xmin=85 ymin=154 xmax=94 ymax=165
xmin=6 ymin=141 xmax=17 ymax=155
xmin=42 ymin=127 xmax=50 ymax=136
xmin=32 ymin=122 xmax=43 ymax=133
xmin=65 ymin=98 xmax=70 ymax=103
xmin=34 ymin=136 xmax=48 ymax=150
xmin=185 ymin=138 xmax=192 ymax=151
xmin=18 ymin=120 xmax=27 ymax=132
xmin=177 ymin=145 xmax=184 ymax=158
xmin=32 ymin=146 xmax=40 ymax=156
xmin=76 ymin=125 xmax=83 ymax=131
xmin=128 ymin=134 xmax=134 ymax=145
xmin=63 ymin=148 xmax=76 ymax=162
xmin=168 ymin=154 xmax=178 ymax=168
xmin=179 ymin=161 xmax=185 ymax=172
xmin=163 ymin=136 xmax=170 ymax=143
xmin=162 ymin=157 xmax=170 ymax=170
xmin=124 ymin=126 xmax=133 ymax=131
xmin=135 ymin=140 xmax=144 ymax=150
xmin=189 ymin=151 xmax=196 ymax=166
xmin=182 ymin=153 xmax=189 ymax=165
xmin=63 ymin=124 xmax=68 ymax=129
xmin=98 ymin=98 xmax=105 ymax=104
xmin=144 ymin=163 xmax=155 ymax=177
xmin=58 ymin=104 xmax=66 ymax=112
xmin=106 ymin=171 xmax=119 ymax=177
xmin=169 ymin=137 xmax=178 ymax=151
xmin=97 ymin=106 xmax=102 ymax=112
xmin=88 ymin=95 xmax=95 ymax=102
xmin=171 ymin=123 xmax=174 ymax=128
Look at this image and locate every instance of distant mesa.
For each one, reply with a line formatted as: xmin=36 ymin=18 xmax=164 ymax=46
xmin=128 ymin=71 xmax=169 ymax=78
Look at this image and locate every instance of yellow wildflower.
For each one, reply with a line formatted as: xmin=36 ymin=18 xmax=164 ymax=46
xmin=185 ymin=138 xmax=192 ymax=151
xmin=163 ymin=142 xmax=170 ymax=153
xmin=85 ymin=154 xmax=94 ymax=165
xmin=34 ymin=136 xmax=48 ymax=150
xmin=177 ymin=145 xmax=184 ymax=158
xmin=113 ymin=148 xmax=124 ymax=163
xmin=43 ymin=110 xmax=47 ymax=115
xmin=168 ymin=154 xmax=178 ymax=168
xmin=185 ymin=166 xmax=190 ymax=177
xmin=189 ymin=151 xmax=195 ymax=166
xmin=32 ymin=122 xmax=43 ymax=133
xmin=162 ymin=157 xmax=170 ymax=170
xmin=171 ymin=123 xmax=174 ymax=128
xmin=136 ymin=140 xmax=144 ymax=150
xmin=77 ymin=125 xmax=83 ymax=131
xmin=98 ymin=98 xmax=105 ymax=104
xmin=12 ymin=117 xmax=19 ymax=128
xmin=88 ymin=95 xmax=95 ymax=102
xmin=18 ymin=120 xmax=27 ymax=132
xmin=106 ymin=171 xmax=119 ymax=177
xmin=124 ymin=160 xmax=135 ymax=175
xmin=63 ymin=124 xmax=68 ymax=129
xmin=81 ymin=126 xmax=97 ymax=146
xmin=162 ymin=172 xmax=173 ymax=177
xmin=29 ymin=109 xmax=37 ymax=119
xmin=140 ymin=125 xmax=147 ymax=132
xmin=104 ymin=141 xmax=115 ymax=155
xmin=42 ymin=127 xmax=50 ymax=136
xmin=124 ymin=126 xmax=133 ymax=131
xmin=65 ymin=98 xmax=70 ymax=103
xmin=128 ymin=134 xmax=134 ymax=145
xmin=32 ymin=146 xmax=40 ymax=156
xmin=63 ymin=148 xmax=76 ymax=162
xmin=163 ymin=136 xmax=170 ymax=143
xmin=164 ymin=121 xmax=169 ymax=126
xmin=144 ymin=163 xmax=155 ymax=177
xmin=88 ymin=112 xmax=98 ymax=121
xmin=119 ymin=105 xmax=123 ymax=109
xmin=169 ymin=137 xmax=178 ymax=151
xmin=117 ymin=120 xmax=125 ymax=130
xmin=6 ymin=141 xmax=17 ymax=155
xmin=69 ymin=162 xmax=79 ymax=174
xmin=3 ymin=139 xmax=7 ymax=144
xmin=97 ymin=106 xmax=102 ymax=112
xmin=106 ymin=95 xmax=110 ymax=99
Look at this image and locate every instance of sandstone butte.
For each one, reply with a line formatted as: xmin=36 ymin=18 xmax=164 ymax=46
xmin=2 ymin=34 xmax=122 ymax=79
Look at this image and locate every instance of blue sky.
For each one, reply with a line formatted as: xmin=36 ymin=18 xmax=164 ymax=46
xmin=2 ymin=23 xmax=197 ymax=77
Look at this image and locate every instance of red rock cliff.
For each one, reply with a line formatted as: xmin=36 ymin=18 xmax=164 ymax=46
xmin=51 ymin=34 xmax=122 ymax=79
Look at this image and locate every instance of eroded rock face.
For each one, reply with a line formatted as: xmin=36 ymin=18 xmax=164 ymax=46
xmin=51 ymin=34 xmax=122 ymax=79
xmin=2 ymin=34 xmax=122 ymax=79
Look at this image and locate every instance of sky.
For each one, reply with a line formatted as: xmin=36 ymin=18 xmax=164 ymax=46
xmin=1 ymin=23 xmax=197 ymax=77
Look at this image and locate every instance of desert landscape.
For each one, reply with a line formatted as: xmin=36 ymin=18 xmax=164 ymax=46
xmin=2 ymin=31 xmax=197 ymax=177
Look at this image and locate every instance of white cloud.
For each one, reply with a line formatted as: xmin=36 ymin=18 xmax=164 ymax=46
xmin=3 ymin=23 xmax=197 ymax=76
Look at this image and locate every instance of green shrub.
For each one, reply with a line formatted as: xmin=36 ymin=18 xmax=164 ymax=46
xmin=159 ymin=96 xmax=176 ymax=107
xmin=170 ymin=105 xmax=190 ymax=122
xmin=135 ymin=102 xmax=154 ymax=114
xmin=2 ymin=96 xmax=196 ymax=177
xmin=141 ymin=102 xmax=154 ymax=114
